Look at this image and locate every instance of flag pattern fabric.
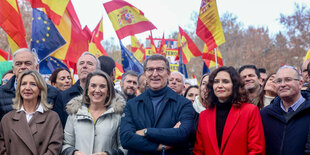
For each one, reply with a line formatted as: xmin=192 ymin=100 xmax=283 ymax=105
xmin=89 ymin=18 xmax=108 ymax=57
xmin=131 ymin=35 xmax=145 ymax=62
xmin=115 ymin=62 xmax=124 ymax=80
xmin=178 ymin=48 xmax=188 ymax=78
xmin=202 ymin=59 xmax=210 ymax=74
xmin=159 ymin=33 xmax=166 ymax=56
xmin=51 ymin=1 xmax=90 ymax=64
xmin=104 ymin=0 xmax=156 ymax=40
xmin=39 ymin=56 xmax=69 ymax=74
xmin=149 ymin=31 xmax=157 ymax=54
xmin=0 ymin=48 xmax=8 ymax=61
xmin=305 ymin=48 xmax=310 ymax=60
xmin=196 ymin=0 xmax=225 ymax=51
xmin=30 ymin=9 xmax=66 ymax=62
xmin=202 ymin=45 xmax=223 ymax=67
xmin=0 ymin=0 xmax=27 ymax=52
xmin=27 ymin=0 xmax=69 ymax=25
xmin=176 ymin=26 xmax=202 ymax=64
xmin=120 ymin=41 xmax=144 ymax=75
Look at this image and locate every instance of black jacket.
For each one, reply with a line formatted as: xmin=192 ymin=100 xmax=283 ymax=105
xmin=0 ymin=75 xmax=59 ymax=121
xmin=260 ymin=91 xmax=310 ymax=155
xmin=53 ymin=80 xmax=83 ymax=127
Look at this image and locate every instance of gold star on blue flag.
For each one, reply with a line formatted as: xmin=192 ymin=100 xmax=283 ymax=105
xmin=30 ymin=9 xmax=66 ymax=62
xmin=120 ymin=41 xmax=144 ymax=75
xmin=39 ymin=56 xmax=69 ymax=74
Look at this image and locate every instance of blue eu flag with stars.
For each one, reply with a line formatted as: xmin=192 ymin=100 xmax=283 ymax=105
xmin=39 ymin=56 xmax=69 ymax=74
xmin=120 ymin=41 xmax=144 ymax=75
xmin=30 ymin=9 xmax=66 ymax=62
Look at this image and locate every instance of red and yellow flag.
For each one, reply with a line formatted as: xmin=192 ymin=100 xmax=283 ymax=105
xmin=305 ymin=48 xmax=310 ymax=60
xmin=196 ymin=0 xmax=225 ymax=51
xmin=149 ymin=31 xmax=157 ymax=54
xmin=27 ymin=0 xmax=69 ymax=25
xmin=0 ymin=0 xmax=28 ymax=52
xmin=115 ymin=62 xmax=124 ymax=80
xmin=89 ymin=18 xmax=108 ymax=57
xmin=103 ymin=0 xmax=156 ymax=40
xmin=159 ymin=33 xmax=166 ymax=56
xmin=202 ymin=45 xmax=223 ymax=67
xmin=131 ymin=35 xmax=145 ymax=62
xmin=175 ymin=26 xmax=202 ymax=64
xmin=51 ymin=1 xmax=90 ymax=64
xmin=0 ymin=48 xmax=9 ymax=61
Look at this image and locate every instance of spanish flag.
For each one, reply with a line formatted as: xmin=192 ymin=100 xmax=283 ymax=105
xmin=202 ymin=45 xmax=223 ymax=67
xmin=104 ymin=0 xmax=156 ymax=40
xmin=149 ymin=31 xmax=158 ymax=54
xmin=159 ymin=33 xmax=166 ymax=56
xmin=51 ymin=1 xmax=90 ymax=64
xmin=176 ymin=26 xmax=202 ymax=64
xmin=115 ymin=62 xmax=124 ymax=80
xmin=131 ymin=35 xmax=145 ymax=62
xmin=305 ymin=48 xmax=310 ymax=60
xmin=196 ymin=0 xmax=225 ymax=51
xmin=0 ymin=48 xmax=9 ymax=61
xmin=27 ymin=0 xmax=69 ymax=25
xmin=0 ymin=0 xmax=28 ymax=52
xmin=89 ymin=18 xmax=108 ymax=57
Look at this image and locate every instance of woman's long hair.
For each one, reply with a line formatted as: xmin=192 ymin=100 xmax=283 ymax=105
xmin=204 ymin=66 xmax=248 ymax=109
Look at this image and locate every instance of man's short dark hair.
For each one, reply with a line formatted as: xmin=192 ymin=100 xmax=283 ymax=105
xmin=307 ymin=62 xmax=310 ymax=77
xmin=121 ymin=70 xmax=138 ymax=82
xmin=98 ymin=55 xmax=116 ymax=76
xmin=143 ymin=54 xmax=170 ymax=72
xmin=258 ymin=68 xmax=266 ymax=74
xmin=239 ymin=65 xmax=260 ymax=79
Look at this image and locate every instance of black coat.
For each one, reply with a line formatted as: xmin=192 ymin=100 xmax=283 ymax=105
xmin=53 ymin=80 xmax=83 ymax=127
xmin=260 ymin=91 xmax=310 ymax=155
xmin=0 ymin=75 xmax=59 ymax=121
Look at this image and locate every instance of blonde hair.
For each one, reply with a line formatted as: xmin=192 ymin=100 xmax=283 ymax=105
xmin=13 ymin=70 xmax=51 ymax=111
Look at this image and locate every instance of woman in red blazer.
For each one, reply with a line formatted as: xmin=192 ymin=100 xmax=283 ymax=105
xmin=193 ymin=66 xmax=265 ymax=155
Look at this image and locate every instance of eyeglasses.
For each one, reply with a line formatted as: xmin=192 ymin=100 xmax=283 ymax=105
xmin=274 ymin=77 xmax=300 ymax=84
xmin=145 ymin=67 xmax=166 ymax=74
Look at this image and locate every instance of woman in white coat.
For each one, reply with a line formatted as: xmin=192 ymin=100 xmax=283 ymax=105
xmin=62 ymin=70 xmax=126 ymax=155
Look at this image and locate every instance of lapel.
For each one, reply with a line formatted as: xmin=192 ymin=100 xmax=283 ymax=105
xmin=205 ymin=107 xmax=220 ymax=155
xmin=28 ymin=112 xmax=47 ymax=136
xmin=140 ymin=93 xmax=155 ymax=127
xmin=12 ymin=111 xmax=38 ymax=155
xmin=154 ymin=97 xmax=169 ymax=127
xmin=220 ymin=105 xmax=240 ymax=153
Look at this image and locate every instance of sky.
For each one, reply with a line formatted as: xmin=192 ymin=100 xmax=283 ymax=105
xmin=72 ymin=0 xmax=310 ymax=46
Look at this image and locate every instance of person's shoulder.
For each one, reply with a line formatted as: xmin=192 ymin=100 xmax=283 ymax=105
xmin=1 ymin=110 xmax=17 ymax=122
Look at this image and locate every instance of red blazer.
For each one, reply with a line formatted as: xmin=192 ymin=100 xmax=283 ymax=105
xmin=193 ymin=103 xmax=265 ymax=155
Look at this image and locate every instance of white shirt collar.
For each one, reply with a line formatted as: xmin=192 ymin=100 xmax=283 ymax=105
xmin=17 ymin=103 xmax=44 ymax=114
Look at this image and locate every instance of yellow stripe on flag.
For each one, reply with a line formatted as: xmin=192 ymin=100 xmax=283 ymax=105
xmin=7 ymin=0 xmax=19 ymax=12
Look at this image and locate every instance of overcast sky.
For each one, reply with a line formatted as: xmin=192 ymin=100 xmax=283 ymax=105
xmin=72 ymin=0 xmax=309 ymax=45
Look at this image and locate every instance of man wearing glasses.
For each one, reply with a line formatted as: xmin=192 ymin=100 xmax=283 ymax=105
xmin=120 ymin=54 xmax=195 ymax=155
xmin=261 ymin=65 xmax=310 ymax=155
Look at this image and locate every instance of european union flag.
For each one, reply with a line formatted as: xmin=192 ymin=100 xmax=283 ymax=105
xmin=39 ymin=56 xmax=69 ymax=74
xmin=203 ymin=60 xmax=210 ymax=74
xmin=30 ymin=9 xmax=66 ymax=62
xmin=120 ymin=41 xmax=144 ymax=75
xmin=178 ymin=48 xmax=188 ymax=78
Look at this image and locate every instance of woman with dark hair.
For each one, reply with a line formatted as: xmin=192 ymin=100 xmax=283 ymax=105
xmin=0 ymin=70 xmax=63 ymax=154
xmin=193 ymin=73 xmax=209 ymax=113
xmin=62 ymin=70 xmax=125 ymax=155
xmin=193 ymin=66 xmax=265 ymax=155
xmin=262 ymin=73 xmax=277 ymax=107
xmin=184 ymin=85 xmax=199 ymax=103
xmin=49 ymin=68 xmax=72 ymax=91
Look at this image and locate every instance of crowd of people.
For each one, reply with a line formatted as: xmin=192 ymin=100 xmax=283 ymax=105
xmin=0 ymin=48 xmax=310 ymax=155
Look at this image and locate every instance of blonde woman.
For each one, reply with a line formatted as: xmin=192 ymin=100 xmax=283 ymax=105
xmin=0 ymin=70 xmax=63 ymax=154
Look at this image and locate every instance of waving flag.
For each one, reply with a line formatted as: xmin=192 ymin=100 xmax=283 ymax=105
xmin=51 ymin=1 xmax=90 ymax=65
xmin=131 ymin=35 xmax=145 ymax=62
xmin=202 ymin=59 xmax=210 ymax=74
xmin=115 ymin=62 xmax=124 ymax=80
xmin=104 ymin=0 xmax=156 ymax=40
xmin=196 ymin=0 xmax=225 ymax=51
xmin=175 ymin=26 xmax=202 ymax=64
xmin=89 ymin=18 xmax=108 ymax=57
xmin=120 ymin=41 xmax=144 ymax=75
xmin=0 ymin=0 xmax=27 ymax=52
xmin=30 ymin=9 xmax=66 ymax=62
xmin=149 ymin=31 xmax=158 ymax=54
xmin=159 ymin=33 xmax=166 ymax=56
xmin=305 ymin=48 xmax=310 ymax=60
xmin=202 ymin=45 xmax=223 ymax=67
xmin=0 ymin=48 xmax=9 ymax=61
xmin=27 ymin=0 xmax=69 ymax=25
xmin=39 ymin=56 xmax=69 ymax=74
xmin=178 ymin=48 xmax=188 ymax=78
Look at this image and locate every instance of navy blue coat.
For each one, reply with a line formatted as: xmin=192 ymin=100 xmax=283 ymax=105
xmin=53 ymin=80 xmax=83 ymax=127
xmin=0 ymin=75 xmax=60 ymax=121
xmin=261 ymin=91 xmax=310 ymax=155
xmin=120 ymin=87 xmax=195 ymax=155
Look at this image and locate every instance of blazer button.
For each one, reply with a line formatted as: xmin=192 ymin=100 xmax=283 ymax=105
xmin=39 ymin=141 xmax=43 ymax=145
xmin=9 ymin=139 xmax=11 ymax=143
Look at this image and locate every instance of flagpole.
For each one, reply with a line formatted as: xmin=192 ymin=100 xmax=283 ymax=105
xmin=215 ymin=48 xmax=218 ymax=68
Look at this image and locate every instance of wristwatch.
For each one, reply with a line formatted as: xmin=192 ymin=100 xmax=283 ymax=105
xmin=144 ymin=129 xmax=147 ymax=136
